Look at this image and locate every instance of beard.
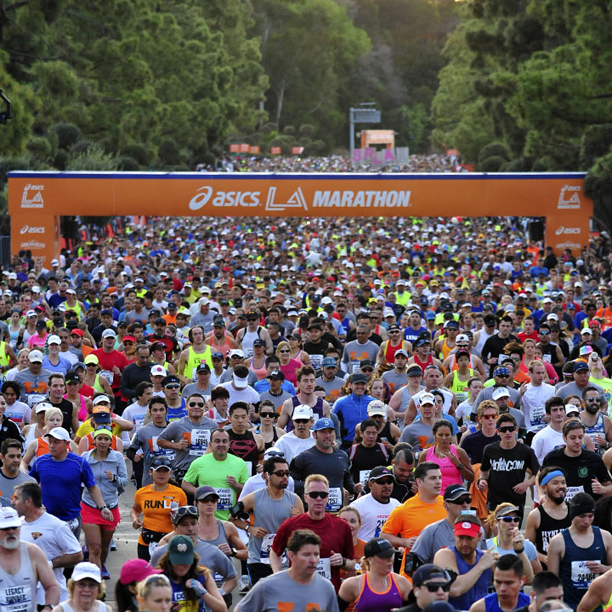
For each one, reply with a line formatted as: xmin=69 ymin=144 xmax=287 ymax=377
xmin=0 ymin=535 xmax=20 ymax=550
xmin=549 ymin=493 xmax=566 ymax=505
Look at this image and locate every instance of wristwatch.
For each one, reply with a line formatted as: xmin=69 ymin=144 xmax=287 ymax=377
xmin=99 ymin=505 xmax=109 ymax=511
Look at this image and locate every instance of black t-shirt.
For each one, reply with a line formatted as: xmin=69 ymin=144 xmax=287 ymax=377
xmin=542 ymin=448 xmax=611 ymax=501
xmin=460 ymin=430 xmax=501 ymax=465
xmin=228 ymin=430 xmax=259 ymax=476
xmin=481 ymin=334 xmax=518 ymax=363
xmin=481 ymin=441 xmax=540 ymax=509
xmin=348 ymin=443 xmax=389 ymax=484
xmin=50 ymin=398 xmax=75 ymax=436
xmin=0 ymin=417 xmax=24 ymax=445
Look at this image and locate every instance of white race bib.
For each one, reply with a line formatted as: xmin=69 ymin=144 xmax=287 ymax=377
xmin=571 ymin=560 xmax=597 ymax=589
xmin=260 ymin=533 xmax=276 ymax=564
xmin=316 ymin=558 xmax=332 ymax=580
xmin=0 ymin=585 xmax=33 ymax=612
xmin=310 ymin=354 xmax=323 ymax=369
xmin=244 ymin=460 xmax=253 ymax=476
xmin=565 ymin=486 xmax=585 ymax=501
xmin=189 ymin=429 xmax=211 ymax=456
xmin=27 ymin=393 xmax=46 ymax=407
xmin=325 ymin=487 xmax=343 ymax=512
xmin=215 ymin=487 xmax=233 ymax=510
xmin=359 ymin=470 xmax=371 ymax=485
xmin=149 ymin=541 xmax=158 ymax=555
xmin=100 ymin=369 xmax=114 ymax=383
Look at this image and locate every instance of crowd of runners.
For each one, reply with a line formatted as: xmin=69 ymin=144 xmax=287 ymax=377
xmin=0 ymin=154 xmax=610 ymax=611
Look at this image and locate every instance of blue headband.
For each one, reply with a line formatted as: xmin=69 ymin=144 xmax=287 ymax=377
xmin=540 ymin=470 xmax=564 ymax=487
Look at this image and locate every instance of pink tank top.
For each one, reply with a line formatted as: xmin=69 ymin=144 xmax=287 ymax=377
xmin=249 ymin=357 xmax=268 ymax=381
xmin=280 ymin=358 xmax=301 ymax=385
xmin=425 ymin=444 xmax=463 ymax=493
xmin=65 ymin=393 xmax=87 ymax=422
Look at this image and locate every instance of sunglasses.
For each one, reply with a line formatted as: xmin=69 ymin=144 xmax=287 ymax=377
xmin=165 ymin=384 xmax=180 ymax=390
xmin=188 ymin=402 xmax=205 ymax=408
xmin=499 ymin=426 xmax=517 ymax=433
xmin=306 ymin=491 xmax=329 ymax=499
xmin=500 ymin=516 xmax=521 ymax=523
xmin=279 ymin=349 xmax=290 ymax=353
xmin=271 ymin=470 xmax=290 ymax=477
xmin=260 ymin=412 xmax=276 ymax=419
xmin=265 ymin=450 xmax=285 ymax=458
xmin=361 ymin=368 xmax=373 ymax=373
xmin=373 ymin=478 xmax=394 ymax=485
xmin=86 ymin=363 xmax=97 ymax=367
xmin=482 ymin=414 xmax=497 ymax=420
xmin=423 ymin=583 xmax=451 ymax=593
xmin=449 ymin=497 xmax=472 ymax=505
xmin=294 ymin=419 xmax=310 ymax=424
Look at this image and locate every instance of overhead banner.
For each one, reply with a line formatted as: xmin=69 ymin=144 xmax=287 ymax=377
xmin=8 ymin=171 xmax=591 ymax=262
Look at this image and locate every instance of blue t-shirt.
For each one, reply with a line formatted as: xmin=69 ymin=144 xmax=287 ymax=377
xmin=29 ymin=452 xmax=96 ymax=521
xmin=167 ymin=398 xmax=187 ymax=422
xmin=170 ymin=575 xmax=207 ymax=612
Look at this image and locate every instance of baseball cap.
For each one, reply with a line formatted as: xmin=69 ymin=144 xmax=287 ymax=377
xmin=84 ymin=355 xmax=99 ymax=365
xmin=454 ymin=519 xmax=481 ymax=538
xmin=171 ymin=505 xmax=199 ymax=525
xmin=119 ymin=559 xmax=162 ymax=585
xmin=168 ymin=535 xmax=194 ymax=565
xmin=493 ymin=367 xmax=510 ymax=377
xmin=580 ymin=328 xmax=592 ymax=335
xmin=574 ymin=361 xmax=589 ymax=372
xmin=407 ymin=365 xmax=423 ymax=377
xmin=267 ymin=370 xmax=285 ymax=381
xmin=194 ymin=486 xmax=220 ymax=502
xmin=492 ymin=387 xmax=511 ymax=400
xmin=293 ymin=405 xmax=314 ymax=420
xmin=495 ymin=505 xmax=521 ymax=519
xmin=394 ymin=349 xmax=409 ymax=358
xmin=150 ymin=457 xmax=173 ymax=471
xmin=162 ymin=375 xmax=181 ymax=387
xmin=65 ymin=371 xmax=80 ymax=384
xmin=28 ymin=350 xmax=43 ymax=363
xmin=413 ymin=564 xmax=452 ymax=586
xmin=589 ymin=320 xmax=601 ymax=328
xmin=359 ymin=359 xmax=375 ymax=369
xmin=100 ymin=309 xmax=113 ymax=316
xmin=150 ymin=341 xmax=166 ymax=352
xmin=368 ymin=466 xmax=393 ymax=482
xmin=444 ymin=484 xmax=470 ymax=502
xmin=102 ymin=329 xmax=117 ymax=339
xmin=35 ymin=320 xmax=47 ymax=329
xmin=35 ymin=402 xmax=53 ymax=414
xmin=456 ymin=334 xmax=470 ymax=343
xmin=0 ymin=507 xmax=21 ymax=529
xmin=47 ymin=334 xmax=61 ymax=345
xmin=367 ymin=400 xmax=386 ymax=416
xmin=364 ymin=538 xmax=396 ymax=559
xmin=351 ymin=373 xmax=368 ymax=384
xmin=150 ymin=365 xmax=167 ymax=377
xmin=419 ymin=392 xmax=435 ymax=406
xmin=565 ymin=404 xmax=581 ymax=416
xmin=322 ymin=357 xmax=337 ymax=367
xmin=232 ymin=372 xmax=248 ymax=389
xmin=92 ymin=412 xmax=111 ymax=424
xmin=253 ymin=339 xmax=265 ymax=347
xmin=45 ymin=427 xmax=71 ymax=441
xmin=70 ymin=329 xmax=84 ymax=337
xmin=229 ymin=349 xmax=244 ymax=359
xmin=211 ymin=352 xmax=224 ymax=360
xmin=196 ymin=363 xmax=211 ymax=374
xmin=264 ymin=447 xmax=285 ymax=460
xmin=312 ymin=418 xmax=335 ymax=431
xmin=72 ymin=562 xmax=102 ymax=583
xmin=213 ymin=315 xmax=225 ymax=327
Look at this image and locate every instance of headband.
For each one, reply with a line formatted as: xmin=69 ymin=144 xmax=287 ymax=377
xmin=570 ymin=502 xmax=595 ymax=519
xmin=540 ymin=470 xmax=564 ymax=487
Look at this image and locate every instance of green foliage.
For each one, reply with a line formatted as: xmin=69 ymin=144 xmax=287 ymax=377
xmin=478 ymin=142 xmax=510 ymax=164
xmin=66 ymin=144 xmax=119 ymax=171
xmin=478 ymin=156 xmax=506 ymax=172
xmin=585 ymin=151 xmax=612 ymax=237
xmin=51 ymin=124 xmax=83 ymax=151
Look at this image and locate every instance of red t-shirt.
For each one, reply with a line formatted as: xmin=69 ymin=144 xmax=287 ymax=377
xmin=272 ymin=513 xmax=354 ymax=592
xmin=92 ymin=349 xmax=129 ymax=392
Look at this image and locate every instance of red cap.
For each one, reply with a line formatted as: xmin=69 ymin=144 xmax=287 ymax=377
xmin=589 ymin=320 xmax=601 ymax=328
xmin=454 ymin=520 xmax=480 ymax=538
xmin=122 ymin=335 xmax=137 ymax=343
xmin=70 ymin=329 xmax=83 ymax=337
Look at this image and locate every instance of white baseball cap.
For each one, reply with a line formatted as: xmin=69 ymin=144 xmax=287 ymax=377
xmin=292 ymin=404 xmax=314 ymax=420
xmin=47 ymin=334 xmax=61 ymax=345
xmin=0 ymin=508 xmax=21 ymax=529
xmin=28 ymin=350 xmax=44 ymax=363
xmin=150 ymin=365 xmax=167 ymax=377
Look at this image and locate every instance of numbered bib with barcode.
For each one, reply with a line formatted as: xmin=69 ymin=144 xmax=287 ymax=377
xmin=325 ymin=487 xmax=342 ymax=512
xmin=571 ymin=560 xmax=597 ymax=589
xmin=189 ymin=429 xmax=211 ymax=456
xmin=359 ymin=470 xmax=371 ymax=485
xmin=27 ymin=393 xmax=46 ymax=407
xmin=565 ymin=486 xmax=585 ymax=501
xmin=215 ymin=487 xmax=233 ymax=510
xmin=100 ymin=370 xmax=114 ymax=383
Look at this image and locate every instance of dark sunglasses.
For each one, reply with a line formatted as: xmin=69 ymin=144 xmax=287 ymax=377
xmin=499 ymin=426 xmax=517 ymax=433
xmin=449 ymin=497 xmax=472 ymax=505
xmin=188 ymin=402 xmax=205 ymax=408
xmin=482 ymin=414 xmax=497 ymax=420
xmin=165 ymin=384 xmax=180 ymax=390
xmin=361 ymin=368 xmax=373 ymax=373
xmin=306 ymin=491 xmax=329 ymax=499
xmin=279 ymin=349 xmax=290 ymax=353
xmin=271 ymin=470 xmax=290 ymax=477
xmin=500 ymin=516 xmax=521 ymax=523
xmin=423 ymin=583 xmax=451 ymax=593
xmin=260 ymin=412 xmax=276 ymax=419
xmin=294 ymin=419 xmax=310 ymax=424
xmin=373 ymin=478 xmax=394 ymax=485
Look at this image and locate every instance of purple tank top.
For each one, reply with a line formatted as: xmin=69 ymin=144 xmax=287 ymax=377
xmin=355 ymin=573 xmax=403 ymax=611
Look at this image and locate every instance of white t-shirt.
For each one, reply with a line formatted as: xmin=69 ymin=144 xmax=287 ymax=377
xmin=351 ymin=493 xmax=400 ymax=541
xmin=455 ymin=399 xmax=475 ymax=424
xmin=121 ymin=402 xmax=149 ymax=437
xmin=220 ymin=382 xmax=260 ymax=407
xmin=20 ymin=512 xmax=81 ymax=604
xmin=238 ymin=474 xmax=295 ymax=501
xmin=521 ymin=383 xmax=556 ymax=433
xmin=274 ymin=432 xmax=315 ymax=464
xmin=532 ymin=426 xmax=565 ymax=465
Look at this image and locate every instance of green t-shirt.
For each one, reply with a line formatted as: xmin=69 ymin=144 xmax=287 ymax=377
xmin=590 ymin=376 xmax=612 ymax=415
xmin=183 ymin=453 xmax=249 ymax=519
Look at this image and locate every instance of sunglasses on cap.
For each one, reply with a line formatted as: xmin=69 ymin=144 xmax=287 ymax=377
xmin=173 ymin=505 xmax=198 ymax=519
xmin=265 ymin=449 xmax=285 ymax=458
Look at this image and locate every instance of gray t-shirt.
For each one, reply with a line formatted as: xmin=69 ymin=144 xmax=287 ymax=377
xmin=157 ymin=416 xmax=218 ymax=474
xmin=342 ymin=340 xmax=379 ymax=372
xmin=127 ymin=423 xmax=175 ymax=486
xmin=399 ymin=420 xmax=433 ymax=453
xmin=181 ymin=382 xmax=213 ymax=399
xmin=315 ymin=376 xmax=346 ymax=405
xmin=382 ymin=369 xmax=409 ymax=393
xmin=412 ymin=517 xmax=486 ymax=563
xmin=151 ymin=537 xmax=236 ymax=586
xmin=556 ymin=381 xmax=605 ymax=402
xmin=236 ymin=569 xmax=339 ymax=612
xmin=0 ymin=470 xmax=36 ymax=502
xmin=259 ymin=389 xmax=293 ymax=410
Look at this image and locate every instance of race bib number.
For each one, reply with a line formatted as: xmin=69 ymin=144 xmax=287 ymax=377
xmin=100 ymin=369 xmax=114 ymax=384
xmin=189 ymin=429 xmax=211 ymax=456
xmin=374 ymin=514 xmax=391 ymax=538
xmin=215 ymin=488 xmax=233 ymax=510
xmin=0 ymin=585 xmax=33 ymax=612
xmin=27 ymin=393 xmax=45 ymax=407
xmin=149 ymin=541 xmax=158 ymax=556
xmin=351 ymin=363 xmax=361 ymax=374
xmin=359 ymin=470 xmax=371 ymax=485
xmin=310 ymin=354 xmax=323 ymax=369
xmin=571 ymin=560 xmax=597 ymax=589
xmin=260 ymin=533 xmax=287 ymax=565
xmin=316 ymin=558 xmax=332 ymax=580
xmin=565 ymin=486 xmax=585 ymax=501
xmin=530 ymin=406 xmax=546 ymax=430
xmin=542 ymin=354 xmax=552 ymax=363
xmin=325 ymin=487 xmax=342 ymax=512
xmin=245 ymin=348 xmax=254 ymax=358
